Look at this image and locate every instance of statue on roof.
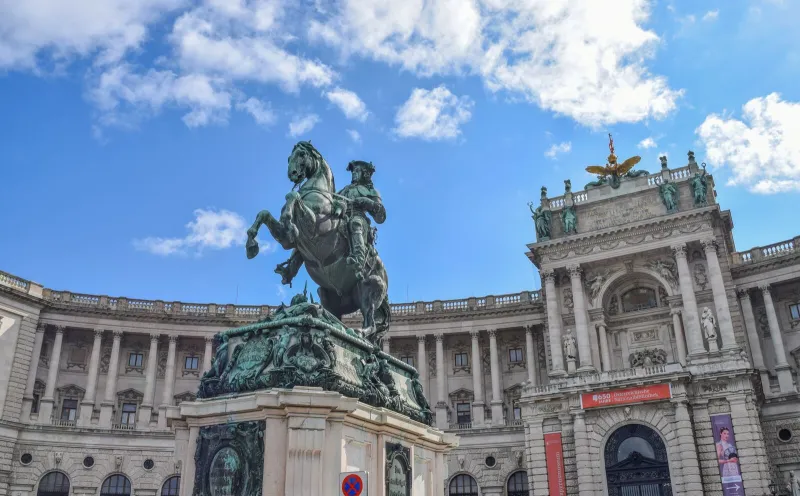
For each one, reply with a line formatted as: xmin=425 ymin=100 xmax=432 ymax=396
xmin=584 ymin=134 xmax=648 ymax=189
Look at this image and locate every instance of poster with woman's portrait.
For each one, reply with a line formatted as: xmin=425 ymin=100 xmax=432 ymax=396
xmin=711 ymin=414 xmax=744 ymax=495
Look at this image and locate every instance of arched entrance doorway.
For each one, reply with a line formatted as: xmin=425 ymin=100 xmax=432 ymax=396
xmin=605 ymin=424 xmax=672 ymax=496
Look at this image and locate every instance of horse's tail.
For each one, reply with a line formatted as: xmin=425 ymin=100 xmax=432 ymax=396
xmin=375 ymin=296 xmax=391 ymax=334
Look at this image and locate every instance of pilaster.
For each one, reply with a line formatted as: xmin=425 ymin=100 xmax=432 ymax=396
xmin=99 ymin=330 xmax=122 ymax=427
xmin=78 ymin=328 xmax=103 ymax=426
xmin=543 ymin=269 xmax=566 ymax=376
xmin=38 ymin=325 xmax=65 ymax=424
xmin=488 ymin=329 xmax=504 ymax=425
xmin=701 ymin=238 xmax=737 ymax=351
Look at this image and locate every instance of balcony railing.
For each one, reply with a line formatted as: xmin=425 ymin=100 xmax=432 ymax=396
xmin=732 ymin=236 xmax=800 ymax=265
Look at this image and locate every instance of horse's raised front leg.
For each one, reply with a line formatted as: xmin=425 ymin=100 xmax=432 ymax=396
xmin=250 ymin=209 xmax=294 ymax=251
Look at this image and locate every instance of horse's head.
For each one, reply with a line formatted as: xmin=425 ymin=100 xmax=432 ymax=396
xmin=288 ymin=141 xmax=336 ymax=192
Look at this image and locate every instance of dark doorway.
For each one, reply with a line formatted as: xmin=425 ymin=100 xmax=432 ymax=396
xmin=605 ymin=424 xmax=672 ymax=496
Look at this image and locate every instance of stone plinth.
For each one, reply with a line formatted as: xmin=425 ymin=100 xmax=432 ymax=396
xmin=171 ymin=386 xmax=457 ymax=496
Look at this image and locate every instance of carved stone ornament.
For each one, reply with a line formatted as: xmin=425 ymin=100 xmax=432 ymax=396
xmin=114 ymin=455 xmax=123 ymax=470
xmin=693 ymin=263 xmax=708 ymax=290
xmin=608 ymin=295 xmax=619 ymax=316
xmin=563 ymin=288 xmax=574 ymax=310
xmin=197 ymin=289 xmax=433 ymax=425
xmin=194 ymin=421 xmax=265 ymax=496
xmin=386 ymin=442 xmax=412 ymax=496
xmin=629 ymin=348 xmax=667 ymax=368
xmin=53 ymin=452 xmax=63 ymax=465
xmin=701 ymin=382 xmax=728 ymax=393
xmin=646 ymin=259 xmax=678 ymax=289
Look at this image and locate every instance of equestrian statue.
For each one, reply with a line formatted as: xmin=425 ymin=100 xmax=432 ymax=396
xmin=245 ymin=141 xmax=391 ymax=348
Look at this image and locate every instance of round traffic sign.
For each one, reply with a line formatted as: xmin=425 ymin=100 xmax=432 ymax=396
xmin=341 ymin=473 xmax=364 ymax=496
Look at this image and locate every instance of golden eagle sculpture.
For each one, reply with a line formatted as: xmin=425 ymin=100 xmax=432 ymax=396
xmin=584 ymin=134 xmax=647 ymax=189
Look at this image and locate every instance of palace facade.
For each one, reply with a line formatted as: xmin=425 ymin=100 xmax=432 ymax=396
xmin=1 ymin=151 xmax=800 ymax=496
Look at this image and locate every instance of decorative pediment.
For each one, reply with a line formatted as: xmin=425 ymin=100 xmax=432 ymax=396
xmin=56 ymin=384 xmax=85 ymax=398
xmin=117 ymin=388 xmax=144 ymax=402
xmin=504 ymin=383 xmax=524 ymax=402
xmin=448 ymin=388 xmax=474 ymax=402
xmin=174 ymin=391 xmax=196 ymax=403
xmin=33 ymin=379 xmax=45 ymax=392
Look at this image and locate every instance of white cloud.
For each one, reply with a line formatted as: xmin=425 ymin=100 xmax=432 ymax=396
xmin=133 ymin=208 xmax=252 ymax=256
xmin=288 ymin=114 xmax=320 ymax=137
xmin=638 ymin=137 xmax=657 ymax=149
xmin=696 ymin=93 xmax=800 ymax=194
xmin=702 ymin=10 xmax=719 ymax=21
xmin=0 ymin=0 xmax=185 ymax=70
xmin=90 ymin=64 xmax=232 ymax=128
xmin=347 ymin=129 xmax=361 ymax=142
xmin=393 ymin=85 xmax=473 ymax=140
xmin=544 ymin=142 xmax=572 ymax=159
xmin=325 ymin=87 xmax=368 ymax=121
xmin=236 ymin=97 xmax=276 ymax=126
xmin=312 ymin=0 xmax=682 ymax=127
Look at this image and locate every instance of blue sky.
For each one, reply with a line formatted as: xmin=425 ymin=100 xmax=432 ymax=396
xmin=1 ymin=0 xmax=799 ymax=306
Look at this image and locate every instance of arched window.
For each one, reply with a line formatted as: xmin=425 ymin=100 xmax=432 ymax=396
xmin=101 ymin=475 xmax=132 ymax=496
xmin=506 ymin=471 xmax=529 ymax=496
xmin=449 ymin=474 xmax=479 ymax=496
xmin=161 ymin=476 xmax=180 ymax=496
xmin=621 ymin=287 xmax=657 ymax=313
xmin=605 ymin=424 xmax=671 ymax=496
xmin=37 ymin=472 xmax=70 ymax=496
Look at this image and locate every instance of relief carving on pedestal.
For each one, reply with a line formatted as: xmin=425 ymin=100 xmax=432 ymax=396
xmin=563 ymin=288 xmax=574 ymax=311
xmin=693 ymin=263 xmax=708 ymax=290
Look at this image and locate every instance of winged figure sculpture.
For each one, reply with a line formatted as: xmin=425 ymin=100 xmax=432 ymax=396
xmin=584 ymin=134 xmax=646 ymax=189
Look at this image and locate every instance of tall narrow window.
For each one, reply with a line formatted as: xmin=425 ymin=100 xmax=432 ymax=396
xmin=120 ymin=403 xmax=137 ymax=425
xmin=508 ymin=348 xmax=523 ymax=363
xmin=60 ymin=399 xmax=77 ymax=421
xmin=128 ymin=353 xmax=143 ymax=368
xmin=456 ymin=402 xmax=471 ymax=425
xmin=454 ymin=353 xmax=469 ymax=367
xmin=790 ymin=303 xmax=800 ymax=321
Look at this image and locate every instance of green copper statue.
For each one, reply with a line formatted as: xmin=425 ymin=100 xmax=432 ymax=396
xmin=658 ymin=181 xmax=679 ymax=213
xmin=528 ymin=202 xmax=551 ymax=240
xmin=245 ymin=141 xmax=390 ymax=347
xmin=690 ymin=163 xmax=709 ymax=207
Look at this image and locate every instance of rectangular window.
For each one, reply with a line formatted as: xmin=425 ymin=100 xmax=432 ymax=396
xmin=513 ymin=406 xmax=522 ymax=420
xmin=790 ymin=303 xmax=800 ymax=321
xmin=509 ymin=348 xmax=523 ymax=363
xmin=454 ymin=353 xmax=469 ymax=367
xmin=456 ymin=402 xmax=471 ymax=424
xmin=31 ymin=393 xmax=40 ymax=414
xmin=184 ymin=356 xmax=199 ymax=370
xmin=400 ymin=356 xmax=415 ymax=367
xmin=128 ymin=352 xmax=143 ymax=368
xmin=121 ymin=403 xmax=137 ymax=425
xmin=60 ymin=399 xmax=78 ymax=421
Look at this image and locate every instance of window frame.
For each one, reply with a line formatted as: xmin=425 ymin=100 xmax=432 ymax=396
xmin=399 ymin=355 xmax=415 ymax=367
xmin=184 ymin=356 xmax=199 ymax=370
xmin=789 ymin=303 xmax=800 ymax=321
xmin=128 ymin=352 xmax=144 ymax=368
xmin=448 ymin=474 xmax=479 ymax=496
xmin=161 ymin=476 xmax=180 ymax=496
xmin=454 ymin=352 xmax=469 ymax=367
xmin=100 ymin=475 xmax=132 ymax=496
xmin=508 ymin=347 xmax=523 ymax=363
xmin=60 ymin=399 xmax=78 ymax=421
xmin=455 ymin=402 xmax=472 ymax=425
xmin=120 ymin=402 xmax=137 ymax=426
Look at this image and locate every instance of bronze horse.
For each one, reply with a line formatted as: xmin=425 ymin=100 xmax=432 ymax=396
xmin=245 ymin=141 xmax=390 ymax=347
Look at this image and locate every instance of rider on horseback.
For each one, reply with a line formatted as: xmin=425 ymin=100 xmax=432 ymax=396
xmin=339 ymin=160 xmax=385 ymax=280
xmin=273 ymin=159 xmax=385 ymax=284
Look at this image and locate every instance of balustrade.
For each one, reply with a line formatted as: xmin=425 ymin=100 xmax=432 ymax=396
xmin=731 ymin=237 xmax=799 ymax=265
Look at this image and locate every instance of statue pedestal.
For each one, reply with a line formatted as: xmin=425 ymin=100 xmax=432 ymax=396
xmin=566 ymin=358 xmax=577 ymax=374
xmin=707 ymin=339 xmax=719 ymax=353
xmin=170 ymin=387 xmax=458 ymax=496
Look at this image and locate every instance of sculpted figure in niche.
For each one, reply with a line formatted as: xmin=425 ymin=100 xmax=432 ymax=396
xmin=702 ymin=307 xmax=718 ymax=342
xmin=658 ymin=179 xmax=679 ymax=213
xmin=789 ymin=471 xmax=800 ymax=496
xmin=587 ymin=271 xmax=609 ymax=301
xmin=563 ymin=330 xmax=577 ymax=360
xmin=563 ymin=288 xmax=574 ymax=310
xmin=561 ymin=205 xmax=577 ymax=234
xmin=693 ymin=263 xmax=708 ymax=290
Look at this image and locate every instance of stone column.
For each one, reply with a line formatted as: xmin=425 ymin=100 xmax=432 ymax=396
xmin=760 ymin=284 xmax=796 ymax=393
xmin=78 ymin=329 xmax=103 ymax=426
xmin=619 ymin=330 xmax=630 ymax=369
xmin=673 ymin=400 xmax=702 ymax=493
xmin=38 ymin=326 xmax=64 ymax=423
xmin=567 ymin=264 xmax=594 ymax=372
xmin=701 ymin=238 xmax=737 ymax=350
xmin=573 ymin=411 xmax=594 ymax=495
xmin=202 ymin=336 xmax=213 ymax=373
xmin=22 ymin=323 xmax=46 ymax=419
xmin=738 ymin=289 xmax=770 ymax=391
xmin=597 ymin=322 xmax=611 ymax=371
xmin=672 ymin=244 xmax=705 ymax=356
xmin=670 ymin=309 xmax=688 ymax=366
xmin=382 ymin=337 xmax=390 ymax=355
xmin=488 ymin=329 xmax=504 ymax=425
xmin=470 ymin=330 xmax=485 ymax=427
xmin=99 ymin=330 xmax=122 ymax=427
xmin=542 ymin=269 xmax=565 ymax=376
xmin=525 ymin=326 xmax=537 ymax=384
xmin=138 ymin=332 xmax=160 ymax=427
xmin=416 ymin=336 xmax=427 ymax=387
xmin=181 ymin=425 xmax=200 ymax=496
xmin=158 ymin=335 xmax=178 ymax=428
xmin=434 ymin=333 xmax=447 ymax=429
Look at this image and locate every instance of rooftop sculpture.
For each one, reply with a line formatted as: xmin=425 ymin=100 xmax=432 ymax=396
xmin=585 ymin=134 xmax=648 ymax=189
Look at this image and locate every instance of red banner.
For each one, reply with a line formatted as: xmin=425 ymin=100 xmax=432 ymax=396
xmin=580 ymin=384 xmax=672 ymax=409
xmin=544 ymin=432 xmax=567 ymax=496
